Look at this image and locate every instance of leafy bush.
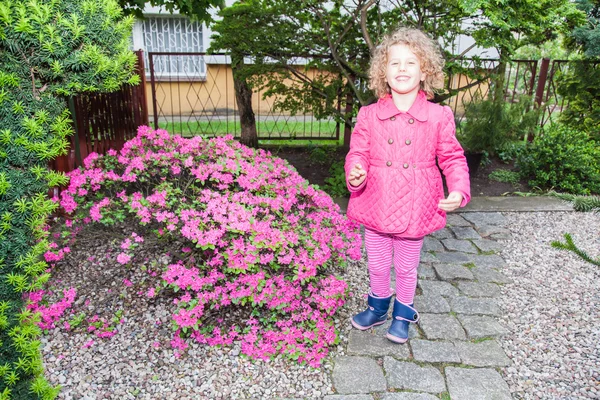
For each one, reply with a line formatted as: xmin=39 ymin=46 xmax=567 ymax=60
xmin=457 ymin=95 xmax=539 ymax=155
xmin=517 ymin=124 xmax=600 ymax=194
xmin=48 ymin=127 xmax=361 ymax=367
xmin=323 ymin=161 xmax=349 ymax=198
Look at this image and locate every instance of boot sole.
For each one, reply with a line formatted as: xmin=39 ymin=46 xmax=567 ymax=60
xmin=351 ymin=319 xmax=387 ymax=331
xmin=385 ymin=333 xmax=408 ymax=344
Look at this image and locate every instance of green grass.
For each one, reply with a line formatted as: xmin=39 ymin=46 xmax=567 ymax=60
xmin=158 ymin=119 xmax=338 ymax=139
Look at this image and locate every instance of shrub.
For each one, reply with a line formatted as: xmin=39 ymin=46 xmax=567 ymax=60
xmin=517 ymin=124 xmax=600 ymax=194
xmin=323 ymin=161 xmax=349 ymax=198
xmin=47 ymin=127 xmax=361 ymax=367
xmin=0 ymin=0 xmax=138 ymax=398
xmin=457 ymin=94 xmax=539 ymax=155
xmin=557 ymin=60 xmax=600 ymax=138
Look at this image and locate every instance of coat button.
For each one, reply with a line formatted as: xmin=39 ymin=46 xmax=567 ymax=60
xmin=408 ymin=118 xmax=414 ymax=124
xmin=388 ymin=138 xmax=394 ymax=144
xmin=403 ymin=163 xmax=409 ymax=169
xmin=405 ymin=139 xmax=411 ymax=145
xmin=386 ymin=161 xmax=392 ymax=167
xmin=390 ymin=116 xmax=396 ymax=121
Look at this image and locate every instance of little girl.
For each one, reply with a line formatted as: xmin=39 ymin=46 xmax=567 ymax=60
xmin=345 ymin=27 xmax=470 ymax=343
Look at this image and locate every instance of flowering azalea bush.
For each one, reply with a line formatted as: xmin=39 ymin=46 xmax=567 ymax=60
xmin=46 ymin=126 xmax=361 ymax=366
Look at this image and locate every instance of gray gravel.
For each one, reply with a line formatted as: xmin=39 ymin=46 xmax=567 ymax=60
xmin=497 ymin=211 xmax=600 ymax=400
xmin=40 ymin=210 xmax=600 ymax=399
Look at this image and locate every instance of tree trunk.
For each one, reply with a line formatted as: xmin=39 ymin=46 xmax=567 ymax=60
xmin=231 ymin=52 xmax=258 ymax=148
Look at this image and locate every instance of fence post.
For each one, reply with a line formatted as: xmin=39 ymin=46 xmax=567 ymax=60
xmin=149 ymin=52 xmax=159 ymax=129
xmin=534 ymin=58 xmax=550 ymax=108
xmin=135 ymin=49 xmax=149 ymax=126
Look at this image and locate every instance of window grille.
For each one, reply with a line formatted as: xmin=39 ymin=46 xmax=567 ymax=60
xmin=142 ymin=16 xmax=205 ymax=78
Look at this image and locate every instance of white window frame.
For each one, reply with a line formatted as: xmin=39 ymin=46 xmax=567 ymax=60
xmin=132 ymin=12 xmax=209 ymax=80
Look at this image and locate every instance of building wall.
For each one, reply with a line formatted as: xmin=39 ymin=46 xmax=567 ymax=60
xmin=146 ymin=63 xmax=338 ymax=117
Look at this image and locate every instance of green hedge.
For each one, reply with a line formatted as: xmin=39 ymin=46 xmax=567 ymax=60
xmin=0 ymin=0 xmax=138 ymax=398
xmin=517 ymin=124 xmax=600 ymax=195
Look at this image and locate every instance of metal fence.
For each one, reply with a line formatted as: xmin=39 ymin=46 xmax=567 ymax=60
xmin=147 ymin=52 xmax=341 ymax=141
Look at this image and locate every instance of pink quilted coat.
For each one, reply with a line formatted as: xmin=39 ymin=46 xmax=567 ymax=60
xmin=345 ymin=91 xmax=471 ymax=238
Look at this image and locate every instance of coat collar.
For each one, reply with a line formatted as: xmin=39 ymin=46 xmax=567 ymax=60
xmin=375 ymin=91 xmax=429 ymax=122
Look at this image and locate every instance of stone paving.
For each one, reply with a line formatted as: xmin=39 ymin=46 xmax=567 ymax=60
xmin=328 ymin=212 xmax=514 ymax=400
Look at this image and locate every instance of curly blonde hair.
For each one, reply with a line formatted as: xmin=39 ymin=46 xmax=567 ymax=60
xmin=369 ymin=27 xmax=445 ymax=100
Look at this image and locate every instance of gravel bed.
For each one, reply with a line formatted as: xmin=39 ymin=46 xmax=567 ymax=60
xmin=498 ymin=211 xmax=600 ymax=400
xmin=40 ymin=228 xmax=371 ymax=399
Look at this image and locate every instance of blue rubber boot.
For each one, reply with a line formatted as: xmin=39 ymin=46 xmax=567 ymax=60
xmin=351 ymin=292 xmax=392 ymax=330
xmin=386 ymin=300 xmax=419 ymax=344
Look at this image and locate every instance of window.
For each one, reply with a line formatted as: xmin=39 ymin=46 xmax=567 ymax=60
xmin=137 ymin=16 xmax=206 ymax=78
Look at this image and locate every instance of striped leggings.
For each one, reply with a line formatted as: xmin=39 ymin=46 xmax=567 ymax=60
xmin=365 ymin=228 xmax=424 ymax=304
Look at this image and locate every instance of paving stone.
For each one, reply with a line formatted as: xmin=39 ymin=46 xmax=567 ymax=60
xmin=383 ymin=357 xmax=446 ymax=394
xmin=418 ymin=263 xmax=436 ymax=279
xmin=441 ymin=239 xmax=478 ymax=253
xmin=325 ymin=395 xmax=374 ymax=400
xmin=347 ymin=330 xmax=411 ymax=358
xmin=471 ymin=267 xmax=513 ymax=284
xmin=446 ymin=214 xmax=471 ymax=227
xmin=418 ymin=314 xmax=466 ymax=340
xmin=431 ymin=251 xmax=471 ymax=264
xmin=450 ymin=297 xmax=501 ymax=316
xmin=381 ymin=394 xmax=439 ymax=400
xmin=454 ymin=340 xmax=511 ymax=367
xmin=458 ymin=315 xmax=509 ymax=339
xmin=477 ymin=225 xmax=511 ymax=238
xmin=410 ymin=339 xmax=461 ymax=363
xmin=430 ymin=227 xmax=453 ymax=240
xmin=489 ymin=232 xmax=512 ymax=240
xmin=448 ymin=226 xmax=481 ymax=240
xmin=373 ymin=319 xmax=420 ymax=340
xmin=419 ymin=252 xmax=438 ymax=263
xmin=471 ymin=239 xmax=504 ymax=253
xmin=461 ymin=212 xmax=507 ymax=227
xmin=434 ymin=264 xmax=475 ymax=281
xmin=422 ymin=236 xmax=444 ymax=252
xmin=419 ymin=281 xmax=460 ymax=297
xmin=413 ymin=294 xmax=450 ymax=313
xmin=456 ymin=282 xmax=501 ymax=297
xmin=467 ymin=254 xmax=508 ymax=269
xmin=446 ymin=367 xmax=512 ymax=400
xmin=332 ymin=356 xmax=386 ymax=394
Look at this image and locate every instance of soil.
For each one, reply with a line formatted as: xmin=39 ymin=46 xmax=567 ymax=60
xmin=269 ymin=146 xmax=528 ymax=197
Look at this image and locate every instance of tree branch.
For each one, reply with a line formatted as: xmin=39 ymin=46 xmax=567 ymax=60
xmin=360 ymin=0 xmax=377 ymax=53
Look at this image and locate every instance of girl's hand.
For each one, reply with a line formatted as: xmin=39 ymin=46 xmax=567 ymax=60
xmin=438 ymin=191 xmax=463 ymax=212
xmin=348 ymin=163 xmax=367 ymax=187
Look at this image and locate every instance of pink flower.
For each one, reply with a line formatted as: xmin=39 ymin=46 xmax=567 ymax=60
xmin=116 ymin=253 xmax=131 ymax=264
xmin=146 ymin=288 xmax=156 ymax=298
xmin=123 ymin=279 xmax=133 ymax=287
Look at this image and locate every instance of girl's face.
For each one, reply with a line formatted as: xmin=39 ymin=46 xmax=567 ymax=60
xmin=385 ymin=44 xmax=425 ymax=98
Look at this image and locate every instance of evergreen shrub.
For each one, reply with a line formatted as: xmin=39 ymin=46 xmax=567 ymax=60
xmin=0 ymin=0 xmax=138 ymax=398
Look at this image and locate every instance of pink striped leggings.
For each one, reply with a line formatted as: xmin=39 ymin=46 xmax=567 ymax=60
xmin=365 ymin=228 xmax=424 ymax=304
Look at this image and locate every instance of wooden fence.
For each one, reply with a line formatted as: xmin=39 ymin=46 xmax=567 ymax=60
xmin=50 ymin=50 xmax=149 ymax=175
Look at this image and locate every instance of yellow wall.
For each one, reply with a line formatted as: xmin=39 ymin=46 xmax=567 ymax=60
xmin=146 ymin=63 xmax=334 ymax=117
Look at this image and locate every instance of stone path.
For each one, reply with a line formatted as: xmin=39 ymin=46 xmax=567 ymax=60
xmin=327 ymin=212 xmax=514 ymax=400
